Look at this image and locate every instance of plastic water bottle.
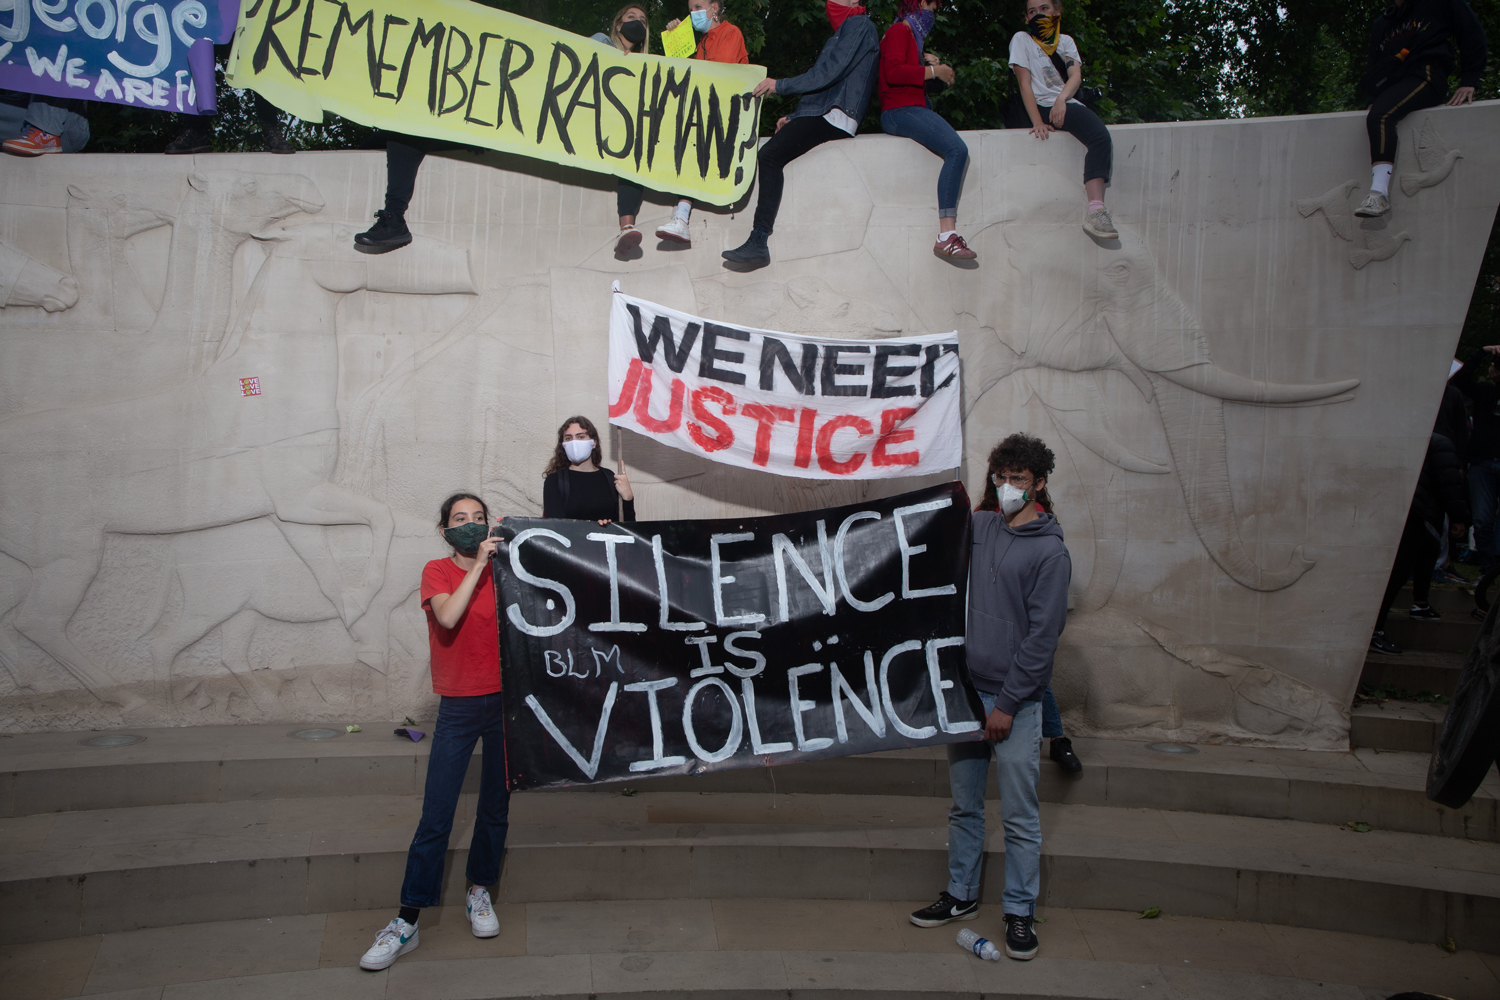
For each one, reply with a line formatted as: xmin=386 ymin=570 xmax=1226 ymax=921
xmin=956 ymin=927 xmax=1001 ymax=961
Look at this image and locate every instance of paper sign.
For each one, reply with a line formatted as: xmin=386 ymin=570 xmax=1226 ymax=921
xmin=240 ymin=377 xmax=262 ymax=397
xmin=662 ymin=20 xmax=698 ymax=60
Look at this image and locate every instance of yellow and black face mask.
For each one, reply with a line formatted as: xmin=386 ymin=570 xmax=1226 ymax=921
xmin=1026 ymin=13 xmax=1060 ymax=55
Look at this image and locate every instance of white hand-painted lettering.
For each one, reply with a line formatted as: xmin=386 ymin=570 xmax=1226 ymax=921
xmin=710 ymin=531 xmax=765 ymax=626
xmin=625 ymin=677 xmax=688 ymax=771
xmin=925 ymin=636 xmax=979 ymax=733
xmin=586 ymin=531 xmax=646 ymax=632
xmin=682 ymin=676 xmax=743 ymax=762
xmin=652 ymin=533 xmax=706 ymax=631
xmin=830 ymin=653 xmax=886 ymax=743
xmin=506 ymin=528 xmax=577 ymax=637
xmin=740 ymin=675 xmax=793 ymax=754
xmin=879 ymin=639 xmax=936 ymax=739
xmin=525 ymin=683 xmax=619 ymax=781
xmin=772 ymin=520 xmax=835 ymax=621
xmin=894 ymin=497 xmax=958 ymax=599
xmin=788 ymin=662 xmax=834 ymax=751
xmin=833 ymin=510 xmax=894 ymax=612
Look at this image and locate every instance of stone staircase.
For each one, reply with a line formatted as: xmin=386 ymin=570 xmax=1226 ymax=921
xmin=3 ymin=723 xmax=1499 ymax=999
xmin=1355 ymin=584 xmax=1478 ymax=754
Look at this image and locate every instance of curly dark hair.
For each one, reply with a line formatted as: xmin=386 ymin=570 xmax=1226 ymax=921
xmin=976 ymin=433 xmax=1057 ymax=514
xmin=544 ymin=415 xmax=605 ymax=478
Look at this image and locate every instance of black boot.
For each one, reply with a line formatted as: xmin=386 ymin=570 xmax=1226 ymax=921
xmin=262 ymin=127 xmax=296 ymax=154
xmin=1049 ymin=737 xmax=1082 ymax=774
xmin=354 ymin=210 xmax=412 ymax=254
xmin=164 ymin=125 xmax=212 ymax=154
xmin=722 ymin=229 xmax=770 ymax=267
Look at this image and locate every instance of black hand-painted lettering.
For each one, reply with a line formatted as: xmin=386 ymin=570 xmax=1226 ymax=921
xmin=536 ymin=42 xmax=582 ymax=151
xmin=872 ymin=344 xmax=921 ymax=398
xmin=628 ymin=304 xmax=699 ymax=373
xmin=295 ymin=0 xmax=322 ymax=77
xmin=758 ymin=338 xmax=818 ymax=394
xmin=464 ymin=31 xmax=503 ymax=126
xmin=634 ymin=67 xmax=658 ymax=170
xmin=822 ymin=345 xmax=871 ymax=397
xmin=319 ymin=3 xmax=375 ymax=84
xmin=600 ymin=65 xmax=635 ymax=159
xmin=252 ymin=0 xmax=303 ymax=76
xmin=920 ymin=343 xmax=960 ymax=397
xmin=244 ymin=0 xmax=266 ymax=18
xmin=495 ymin=38 xmax=533 ymax=133
xmin=699 ymin=324 xmax=750 ymax=385
xmin=396 ymin=18 xmax=445 ymax=109
xmin=372 ymin=14 xmax=408 ymax=98
xmin=696 ymin=85 xmax=741 ymax=180
xmin=648 ymin=67 xmax=688 ymax=172
xmin=671 ymin=71 xmax=698 ymax=175
xmin=438 ymin=26 xmax=473 ymax=115
xmin=560 ymin=54 xmax=603 ymax=155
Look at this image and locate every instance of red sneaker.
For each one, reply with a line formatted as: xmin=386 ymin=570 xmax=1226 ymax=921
xmin=934 ymin=233 xmax=976 ymax=261
xmin=3 ymin=125 xmax=62 ymax=157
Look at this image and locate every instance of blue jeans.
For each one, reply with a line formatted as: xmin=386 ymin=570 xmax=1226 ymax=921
xmin=1471 ymin=459 xmax=1500 ymax=574
xmin=880 ymin=105 xmax=969 ymax=218
xmin=945 ymin=694 xmax=1043 ymax=915
xmin=1041 ymin=686 xmax=1063 ymax=740
xmin=400 ymin=692 xmax=511 ymax=908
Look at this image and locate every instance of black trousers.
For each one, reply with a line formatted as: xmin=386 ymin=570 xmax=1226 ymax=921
xmin=1039 ymin=101 xmax=1112 ymax=184
xmin=382 ymin=134 xmax=464 ymax=216
xmin=751 ymin=115 xmax=850 ymax=235
xmin=1377 ymin=509 xmax=1440 ymax=632
xmin=617 ymin=179 xmax=644 ymax=219
xmin=1367 ymin=64 xmax=1446 ymax=163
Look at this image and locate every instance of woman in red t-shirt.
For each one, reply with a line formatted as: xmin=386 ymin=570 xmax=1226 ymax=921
xmin=359 ymin=492 xmax=509 ymax=971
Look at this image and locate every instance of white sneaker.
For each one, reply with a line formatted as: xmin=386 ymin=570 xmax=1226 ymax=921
xmin=1083 ymin=207 xmax=1118 ymax=239
xmin=466 ymin=885 xmax=500 ymax=938
xmin=655 ymin=216 xmax=691 ymax=244
xmin=1354 ymin=191 xmax=1389 ymax=218
xmin=359 ymin=918 xmax=418 ymax=970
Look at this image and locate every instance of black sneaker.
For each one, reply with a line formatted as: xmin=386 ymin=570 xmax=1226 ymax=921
xmin=262 ymin=128 xmax=297 ymax=154
xmin=164 ymin=127 xmax=211 ymax=154
xmin=721 ymin=229 xmax=770 ymax=268
xmin=1049 ymin=736 xmax=1082 ymax=774
xmin=1408 ymin=603 xmax=1441 ymax=621
xmin=1004 ymin=913 xmax=1038 ymax=960
xmin=354 ymin=210 xmax=412 ymax=254
xmin=909 ymin=891 xmax=977 ymax=927
xmin=1368 ymin=630 xmax=1402 ymax=656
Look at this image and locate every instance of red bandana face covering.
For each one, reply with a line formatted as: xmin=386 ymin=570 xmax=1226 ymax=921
xmin=826 ymin=1 xmax=866 ymax=31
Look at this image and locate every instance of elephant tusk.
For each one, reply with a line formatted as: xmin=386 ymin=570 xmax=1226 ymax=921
xmin=1155 ymin=363 xmax=1359 ymax=404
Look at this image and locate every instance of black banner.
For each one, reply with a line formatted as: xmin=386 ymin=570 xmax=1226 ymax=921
xmin=494 ymin=482 xmax=984 ymax=789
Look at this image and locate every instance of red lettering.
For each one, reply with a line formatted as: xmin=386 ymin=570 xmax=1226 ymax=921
xmin=871 ymin=407 xmax=919 ymax=466
xmin=688 ymin=386 xmax=737 ymax=452
xmin=741 ymin=403 xmax=795 ymax=466
xmin=633 ymin=369 xmax=686 ymax=433
xmin=795 ymin=406 xmax=817 ymax=468
xmin=608 ymin=358 xmax=647 ymax=418
xmin=815 ymin=414 xmax=873 ymax=475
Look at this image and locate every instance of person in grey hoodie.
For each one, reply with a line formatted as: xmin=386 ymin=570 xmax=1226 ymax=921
xmin=721 ymin=0 xmax=880 ymax=269
xmin=910 ymin=432 xmax=1070 ymax=962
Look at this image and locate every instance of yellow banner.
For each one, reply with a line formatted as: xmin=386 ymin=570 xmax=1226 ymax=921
xmin=225 ymin=0 xmax=767 ymax=206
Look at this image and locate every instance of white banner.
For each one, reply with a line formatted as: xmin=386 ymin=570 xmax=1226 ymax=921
xmin=607 ymin=290 xmax=962 ymax=479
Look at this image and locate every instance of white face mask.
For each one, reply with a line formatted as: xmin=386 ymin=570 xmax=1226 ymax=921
xmin=563 ymin=439 xmax=594 ymax=464
xmin=998 ymin=482 xmax=1029 ymax=516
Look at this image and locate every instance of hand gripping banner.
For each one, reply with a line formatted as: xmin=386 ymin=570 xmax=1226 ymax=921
xmin=0 ymin=0 xmax=234 ymax=114
xmin=608 ymin=290 xmax=963 ymax=479
xmin=495 ymin=482 xmax=984 ymax=790
xmin=225 ymin=0 xmax=766 ymax=206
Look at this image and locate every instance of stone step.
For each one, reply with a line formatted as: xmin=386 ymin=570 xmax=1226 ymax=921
xmin=6 ymin=903 xmax=1500 ymax=1000
xmin=1396 ymin=584 xmax=1477 ymax=614
xmin=1381 ymin=614 xmax=1481 ymax=653
xmin=1350 ymin=700 xmax=1449 ymax=754
xmin=5 ymin=726 xmax=1497 ymax=842
xmin=3 ymin=790 xmax=1498 ymax=953
xmin=1360 ymin=648 xmax=1466 ymax=696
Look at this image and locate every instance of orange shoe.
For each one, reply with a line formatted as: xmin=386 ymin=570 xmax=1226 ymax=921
xmin=3 ymin=125 xmax=62 ymax=157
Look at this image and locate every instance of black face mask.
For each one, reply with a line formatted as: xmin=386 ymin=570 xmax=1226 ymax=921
xmin=620 ymin=19 xmax=647 ymax=45
xmin=443 ymin=521 xmax=490 ymax=556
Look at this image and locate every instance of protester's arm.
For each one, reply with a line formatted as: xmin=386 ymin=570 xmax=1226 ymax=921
xmin=1449 ymin=0 xmax=1487 ymax=100
xmin=995 ymin=547 xmax=1072 ymax=719
xmin=542 ymin=473 xmax=562 ymax=518
xmin=775 ymin=20 xmax=877 ymax=98
xmin=426 ymin=540 xmax=499 ymax=629
xmin=1013 ymin=66 xmax=1050 ymax=139
xmin=881 ymin=25 xmax=926 ymax=88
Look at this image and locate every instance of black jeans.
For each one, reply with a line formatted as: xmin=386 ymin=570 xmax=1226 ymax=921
xmin=1040 ymin=101 xmax=1112 ymax=184
xmin=617 ymin=178 xmax=644 ymax=219
xmin=752 ymin=115 xmax=850 ymax=235
xmin=382 ymin=134 xmax=465 ymax=216
xmin=1366 ymin=64 xmax=1445 ymax=162
xmin=1376 ymin=509 xmax=1440 ymax=631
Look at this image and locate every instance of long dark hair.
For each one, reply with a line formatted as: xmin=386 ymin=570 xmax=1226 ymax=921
xmin=544 ymin=415 xmax=605 ymax=478
xmin=437 ymin=492 xmax=489 ymax=528
xmin=976 ymin=433 xmax=1056 ymax=514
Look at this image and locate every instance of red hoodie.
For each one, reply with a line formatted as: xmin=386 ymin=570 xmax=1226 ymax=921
xmin=878 ymin=19 xmax=927 ymax=112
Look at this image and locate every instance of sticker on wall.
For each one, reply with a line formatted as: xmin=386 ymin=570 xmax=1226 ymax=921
xmin=240 ymin=377 xmax=262 ymax=397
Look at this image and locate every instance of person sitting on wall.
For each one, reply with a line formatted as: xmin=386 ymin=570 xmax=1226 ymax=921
xmin=359 ymin=493 xmax=509 ymax=971
xmin=1452 ymin=346 xmax=1500 ymax=612
xmin=911 ymin=433 xmax=1071 ymax=962
xmin=1370 ymin=432 xmax=1470 ymax=655
xmin=592 ymin=4 xmax=658 ymax=260
xmin=651 ymin=0 xmax=751 ymax=248
xmin=0 ymin=92 xmax=89 ymax=156
xmin=721 ymin=0 xmax=880 ymax=269
xmin=878 ymin=0 xmax=976 ymax=263
xmin=1009 ymin=0 xmax=1116 ymax=241
xmin=1354 ymin=0 xmax=1487 ymax=219
xmin=163 ymin=44 xmax=296 ymax=155
xmin=543 ymin=415 xmax=637 ymax=523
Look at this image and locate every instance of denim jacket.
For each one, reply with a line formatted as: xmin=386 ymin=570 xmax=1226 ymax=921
xmin=779 ymin=14 xmax=881 ymax=124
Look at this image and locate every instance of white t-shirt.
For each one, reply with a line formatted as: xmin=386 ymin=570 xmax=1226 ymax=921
xmin=1008 ymin=31 xmax=1083 ymax=108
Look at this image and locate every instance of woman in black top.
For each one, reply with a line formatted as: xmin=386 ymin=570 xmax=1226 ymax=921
xmin=542 ymin=415 xmax=636 ymax=523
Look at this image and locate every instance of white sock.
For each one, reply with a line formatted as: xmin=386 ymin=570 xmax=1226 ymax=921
xmin=938 ymin=230 xmax=956 ymax=241
xmin=674 ymin=200 xmax=692 ymax=222
xmin=1371 ymin=163 xmax=1393 ymax=196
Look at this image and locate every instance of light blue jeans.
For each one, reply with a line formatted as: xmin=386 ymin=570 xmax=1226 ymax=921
xmin=945 ymin=693 xmax=1042 ymax=915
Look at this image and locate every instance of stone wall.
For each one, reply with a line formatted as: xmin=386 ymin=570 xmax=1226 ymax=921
xmin=2 ymin=103 xmax=1497 ymax=747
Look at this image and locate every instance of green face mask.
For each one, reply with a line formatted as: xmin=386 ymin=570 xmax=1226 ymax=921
xmin=443 ymin=521 xmax=490 ymax=556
